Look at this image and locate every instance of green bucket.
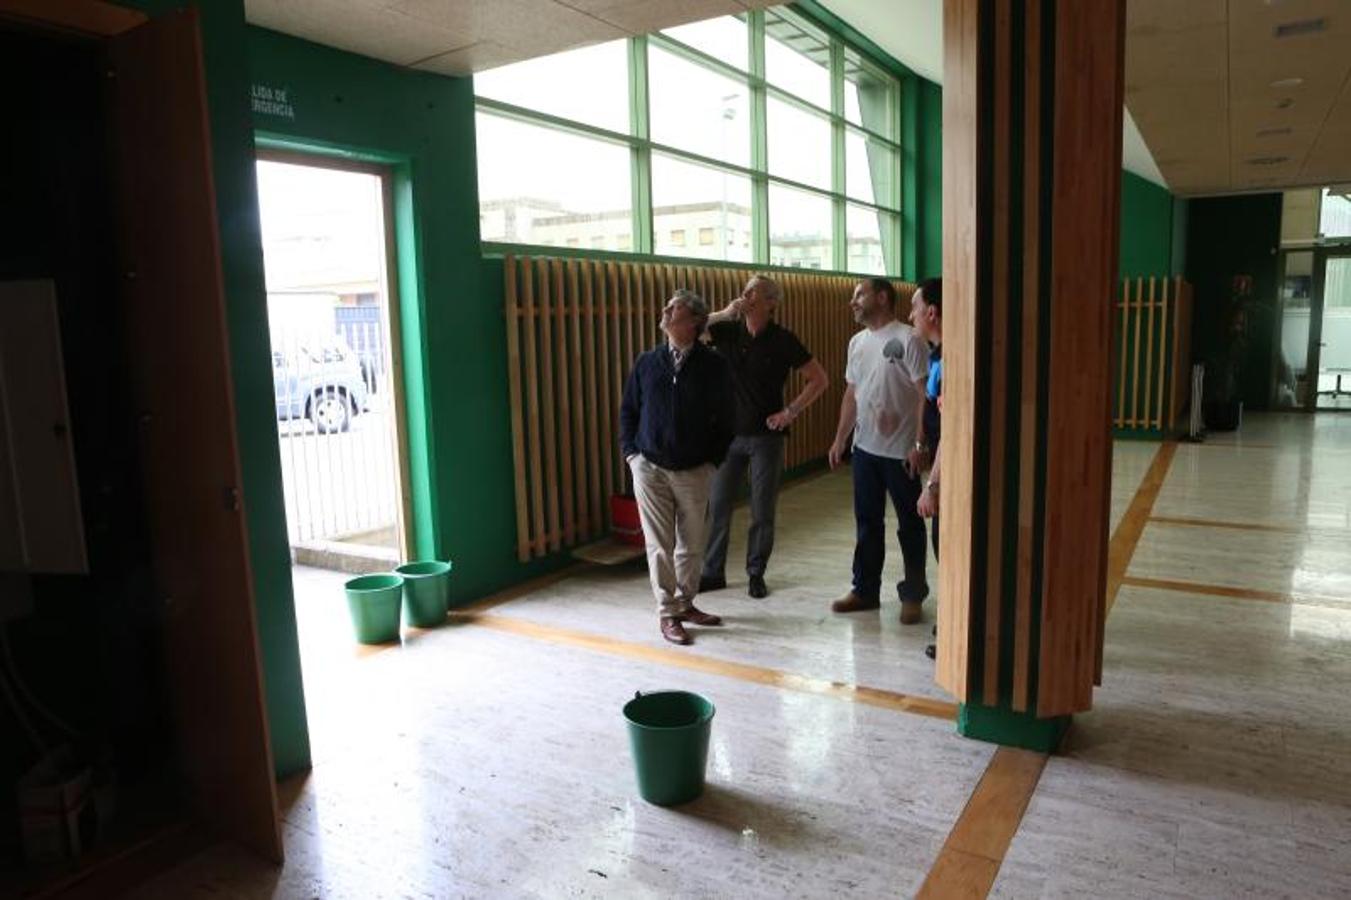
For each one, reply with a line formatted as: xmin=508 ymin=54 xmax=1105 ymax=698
xmin=395 ymin=560 xmax=452 ymax=628
xmin=623 ymin=690 xmax=715 ymax=806
xmin=344 ymin=573 xmax=404 ymax=644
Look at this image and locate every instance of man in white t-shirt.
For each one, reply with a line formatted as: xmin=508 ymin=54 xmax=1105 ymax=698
xmin=827 ymin=278 xmax=932 ymax=624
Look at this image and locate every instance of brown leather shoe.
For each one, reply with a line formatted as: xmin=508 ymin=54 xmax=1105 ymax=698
xmin=831 ymin=592 xmax=880 ymax=613
xmin=681 ymin=606 xmax=722 ymax=627
xmin=900 ymin=600 xmax=924 ymax=625
xmin=660 ymin=617 xmax=692 ymax=645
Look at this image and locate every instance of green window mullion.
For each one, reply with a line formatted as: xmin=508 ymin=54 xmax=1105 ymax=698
xmin=900 ymin=73 xmax=918 ymax=279
xmin=830 ymin=36 xmax=846 ymax=272
xmin=629 ymin=36 xmax=653 ymax=255
xmin=750 ymin=9 xmax=769 ymax=263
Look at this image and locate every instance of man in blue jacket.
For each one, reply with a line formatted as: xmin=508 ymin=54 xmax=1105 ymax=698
xmin=620 ymin=289 xmax=735 ymax=646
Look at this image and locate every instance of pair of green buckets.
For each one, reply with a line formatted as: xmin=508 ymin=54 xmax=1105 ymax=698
xmin=343 ymin=561 xmax=452 ymax=644
xmin=623 ymin=690 xmax=716 ymax=806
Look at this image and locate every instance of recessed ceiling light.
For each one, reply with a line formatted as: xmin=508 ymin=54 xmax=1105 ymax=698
xmin=1257 ymin=127 xmax=1293 ymax=137
xmin=1274 ymin=18 xmax=1326 ymax=38
xmin=1270 ymin=77 xmax=1305 ymax=88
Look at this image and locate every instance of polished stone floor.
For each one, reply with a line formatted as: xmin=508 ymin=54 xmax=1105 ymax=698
xmin=134 ymin=413 xmax=1351 ymax=899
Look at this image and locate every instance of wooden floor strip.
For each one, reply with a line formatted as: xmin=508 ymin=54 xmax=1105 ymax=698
xmin=1148 ymin=515 xmax=1346 ymax=536
xmin=916 ymin=748 xmax=1048 ymax=899
xmin=1121 ymin=575 xmax=1351 ymax=611
xmin=1106 ymin=442 xmax=1178 ymax=613
xmin=459 ymin=612 xmax=959 ymax=721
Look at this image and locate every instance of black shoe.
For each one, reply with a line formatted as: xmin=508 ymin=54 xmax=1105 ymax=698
xmin=748 ymin=575 xmax=768 ymax=598
xmin=924 ymin=644 xmax=936 ymax=660
xmin=699 ymin=574 xmax=726 ymax=593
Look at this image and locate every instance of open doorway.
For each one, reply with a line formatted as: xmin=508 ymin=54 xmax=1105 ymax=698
xmin=254 ymin=155 xmax=412 ymax=573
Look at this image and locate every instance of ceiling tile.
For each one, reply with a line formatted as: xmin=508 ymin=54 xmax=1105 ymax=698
xmin=248 ymin=0 xmax=474 ymax=65
xmin=580 ymin=0 xmax=741 ymax=33
xmin=1127 ymin=0 xmax=1225 ymax=36
xmin=1125 ymin=26 xmax=1226 ymax=87
xmin=413 ymin=41 xmax=519 ymax=76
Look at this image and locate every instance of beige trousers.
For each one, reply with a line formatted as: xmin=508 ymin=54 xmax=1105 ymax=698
xmin=628 ymin=455 xmax=715 ymax=618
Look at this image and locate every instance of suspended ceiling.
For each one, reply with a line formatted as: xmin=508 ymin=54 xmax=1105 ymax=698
xmin=1126 ymin=0 xmax=1351 ymax=196
xmin=244 ymin=0 xmax=775 ymax=75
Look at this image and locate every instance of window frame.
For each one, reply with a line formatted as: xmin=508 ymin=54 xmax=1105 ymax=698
xmin=474 ymin=6 xmax=907 ymax=278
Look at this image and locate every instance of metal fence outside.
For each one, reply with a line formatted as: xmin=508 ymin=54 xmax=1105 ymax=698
xmin=272 ymin=315 xmax=400 ymax=547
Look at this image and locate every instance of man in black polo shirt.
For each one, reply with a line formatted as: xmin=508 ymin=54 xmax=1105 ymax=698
xmin=700 ymin=275 xmax=830 ymax=598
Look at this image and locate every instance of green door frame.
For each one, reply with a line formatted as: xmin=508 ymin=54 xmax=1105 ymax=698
xmin=253 ymin=132 xmax=441 ymax=559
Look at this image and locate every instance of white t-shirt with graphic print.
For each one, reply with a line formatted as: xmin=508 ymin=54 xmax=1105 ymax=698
xmin=846 ymin=319 xmax=930 ymax=460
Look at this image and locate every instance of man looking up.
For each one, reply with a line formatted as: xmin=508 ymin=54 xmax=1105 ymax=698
xmin=620 ymin=290 xmax=735 ymax=646
xmin=827 ymin=278 xmax=931 ymax=624
xmin=909 ymin=278 xmax=943 ymax=659
xmin=700 ymin=275 xmax=830 ymax=599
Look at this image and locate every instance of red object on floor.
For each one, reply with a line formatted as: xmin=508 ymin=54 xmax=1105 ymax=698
xmin=610 ymin=495 xmax=644 ymax=546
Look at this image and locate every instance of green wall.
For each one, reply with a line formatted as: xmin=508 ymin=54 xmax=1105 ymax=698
xmin=1119 ymin=169 xmax=1182 ymax=278
xmin=916 ymin=78 xmax=944 ymax=280
xmin=121 ymin=0 xmax=311 ymax=778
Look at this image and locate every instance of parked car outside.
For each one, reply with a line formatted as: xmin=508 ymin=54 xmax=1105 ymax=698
xmin=273 ymin=335 xmax=370 ymax=434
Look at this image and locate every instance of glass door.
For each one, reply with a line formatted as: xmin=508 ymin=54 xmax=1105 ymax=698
xmin=1311 ymin=251 xmax=1351 ymax=410
xmin=1275 ymin=250 xmax=1314 ymax=409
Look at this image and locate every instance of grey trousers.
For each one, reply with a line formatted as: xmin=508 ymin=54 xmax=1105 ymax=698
xmin=702 ymin=433 xmax=786 ymax=580
xmin=628 ymin=455 xmax=716 ymax=618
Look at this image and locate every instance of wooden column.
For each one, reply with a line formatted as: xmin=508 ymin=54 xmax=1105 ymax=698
xmin=937 ymin=0 xmax=1124 ymax=749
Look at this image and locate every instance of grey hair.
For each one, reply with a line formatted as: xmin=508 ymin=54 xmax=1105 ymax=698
xmin=668 ymin=288 xmax=709 ymax=332
xmin=747 ymin=275 xmax=783 ymax=304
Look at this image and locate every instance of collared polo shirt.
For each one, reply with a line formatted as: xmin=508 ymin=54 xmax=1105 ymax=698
xmin=707 ymin=319 xmax=812 ymax=436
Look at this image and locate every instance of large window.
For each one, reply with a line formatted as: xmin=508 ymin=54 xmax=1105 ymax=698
xmin=474 ymin=7 xmax=906 ymax=275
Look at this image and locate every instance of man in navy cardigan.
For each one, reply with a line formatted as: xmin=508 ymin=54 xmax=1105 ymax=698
xmin=620 ymin=290 xmax=735 ymax=645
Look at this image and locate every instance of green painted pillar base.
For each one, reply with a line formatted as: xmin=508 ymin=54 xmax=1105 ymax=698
xmin=957 ymin=703 xmax=1070 ymax=753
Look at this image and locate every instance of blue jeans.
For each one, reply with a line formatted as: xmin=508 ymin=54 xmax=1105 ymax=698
xmin=851 ymin=446 xmax=929 ymax=603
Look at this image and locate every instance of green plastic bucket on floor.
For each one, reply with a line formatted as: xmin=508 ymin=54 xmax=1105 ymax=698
xmin=344 ymin=573 xmax=404 ymax=644
xmin=623 ymin=690 xmax=715 ymax=806
xmin=395 ymin=560 xmax=452 ymax=628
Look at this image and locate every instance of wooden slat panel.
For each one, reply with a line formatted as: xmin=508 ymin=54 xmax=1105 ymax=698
xmin=1130 ymin=277 xmax=1143 ymax=427
xmin=581 ymin=261 xmax=602 ymax=536
xmin=1155 ymin=277 xmax=1170 ymax=430
xmin=552 ymin=259 xmax=575 ymax=546
xmin=565 ymin=260 xmax=587 ymax=538
xmin=521 ymin=261 xmax=546 ymax=556
xmin=1038 ymin=0 xmax=1124 ymax=716
xmin=537 ymin=260 xmax=561 ymax=552
xmin=1143 ymin=276 xmax=1157 ymax=433
xmin=936 ymin=0 xmax=981 ymax=702
xmin=604 ymin=262 xmax=621 ymax=501
xmin=1012 ymin=0 xmax=1042 ymax=713
xmin=983 ymin=0 xmax=1013 ymax=707
xmin=1116 ymin=281 xmax=1129 ymax=428
xmin=504 ymin=257 xmax=531 ymax=562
